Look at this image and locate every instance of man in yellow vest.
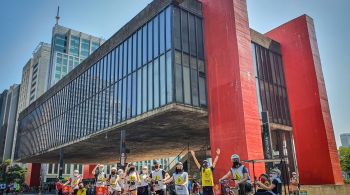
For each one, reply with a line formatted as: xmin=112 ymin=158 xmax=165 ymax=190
xmin=190 ymin=148 xmax=220 ymax=195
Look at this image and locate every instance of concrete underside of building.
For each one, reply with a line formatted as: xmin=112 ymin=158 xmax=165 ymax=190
xmin=19 ymin=104 xmax=208 ymax=163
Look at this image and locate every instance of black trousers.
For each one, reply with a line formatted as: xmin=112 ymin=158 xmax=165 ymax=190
xmin=202 ymin=186 xmax=214 ymax=195
xmin=155 ymin=189 xmax=165 ymax=195
xmin=137 ymin=186 xmax=149 ymax=195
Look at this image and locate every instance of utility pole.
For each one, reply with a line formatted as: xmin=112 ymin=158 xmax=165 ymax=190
xmin=120 ymin=130 xmax=126 ymax=169
xmin=58 ymin=148 xmax=64 ymax=179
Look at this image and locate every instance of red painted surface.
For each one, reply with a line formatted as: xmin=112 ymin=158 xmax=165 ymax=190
xmin=266 ymin=15 xmax=343 ymax=185
xmin=25 ymin=163 xmax=41 ymax=187
xmin=83 ymin=164 xmax=96 ymax=179
xmin=201 ymin=0 xmax=264 ymax=182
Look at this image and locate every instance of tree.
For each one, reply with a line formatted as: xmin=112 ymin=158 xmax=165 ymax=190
xmin=0 ymin=160 xmax=27 ymax=185
xmin=339 ymin=147 xmax=350 ymax=173
xmin=339 ymin=147 xmax=350 ymax=183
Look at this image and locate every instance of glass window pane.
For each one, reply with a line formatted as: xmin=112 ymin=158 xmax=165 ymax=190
xmin=81 ymin=39 xmax=90 ymax=59
xmin=148 ymin=21 xmax=153 ymax=62
xmin=154 ymin=16 xmax=159 ymax=58
xmin=128 ymin=37 xmax=132 ymax=74
xmin=137 ymin=29 xmax=142 ymax=68
xmin=133 ymin=33 xmax=137 ymax=71
xmin=199 ymin=76 xmax=207 ymax=106
xmin=159 ymin=11 xmax=165 ymax=54
xmin=122 ymin=78 xmax=127 ymax=121
xmin=183 ymin=54 xmax=191 ymax=104
xmin=154 ymin=59 xmax=159 ymax=108
xmin=137 ymin=69 xmax=142 ymax=115
xmin=160 ymin=55 xmax=166 ymax=106
xmin=142 ymin=66 xmax=147 ymax=113
xmin=69 ymin=35 xmax=80 ymax=56
xmin=189 ymin=14 xmax=196 ymax=55
xmin=132 ymin=72 xmax=137 ymax=117
xmin=181 ymin=10 xmax=189 ymax=53
xmin=166 ymin=51 xmax=173 ymax=103
xmin=127 ymin=75 xmax=132 ymax=119
xmin=175 ymin=52 xmax=183 ymax=103
xmin=196 ymin=17 xmax=204 ymax=59
xmin=119 ymin=45 xmax=123 ymax=80
xmin=142 ymin=26 xmax=147 ymax=65
xmin=166 ymin=6 xmax=171 ymax=50
xmin=190 ymin=57 xmax=199 ymax=106
xmin=124 ymin=41 xmax=128 ymax=77
xmin=117 ymin=81 xmax=122 ymax=123
xmin=148 ymin=62 xmax=153 ymax=111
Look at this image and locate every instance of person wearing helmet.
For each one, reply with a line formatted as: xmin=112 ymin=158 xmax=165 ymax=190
xmin=107 ymin=167 xmax=122 ymax=195
xmin=150 ymin=160 xmax=170 ymax=195
xmin=289 ymin=172 xmax=299 ymax=195
xmin=64 ymin=170 xmax=82 ymax=195
xmin=254 ymin=168 xmax=282 ymax=195
xmin=117 ymin=169 xmax=126 ymax=194
xmin=124 ymin=163 xmax=140 ymax=195
xmin=138 ymin=166 xmax=151 ymax=195
xmin=219 ymin=154 xmax=252 ymax=195
xmin=164 ymin=162 xmax=189 ymax=195
xmin=92 ymin=164 xmax=107 ymax=187
xmin=190 ymin=148 xmax=220 ymax=195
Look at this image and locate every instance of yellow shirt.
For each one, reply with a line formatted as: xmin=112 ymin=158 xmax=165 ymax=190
xmin=201 ymin=167 xmax=214 ymax=187
xmin=76 ymin=188 xmax=87 ymax=195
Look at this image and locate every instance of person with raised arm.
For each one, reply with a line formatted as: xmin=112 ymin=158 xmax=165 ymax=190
xmin=190 ymin=148 xmax=220 ymax=195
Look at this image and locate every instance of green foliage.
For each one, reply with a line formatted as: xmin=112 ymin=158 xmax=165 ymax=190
xmin=0 ymin=160 xmax=27 ymax=185
xmin=339 ymin=147 xmax=350 ymax=173
xmin=6 ymin=164 xmax=27 ymax=184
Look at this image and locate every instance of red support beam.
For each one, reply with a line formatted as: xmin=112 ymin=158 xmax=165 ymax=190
xmin=25 ymin=163 xmax=41 ymax=188
xmin=201 ymin=0 xmax=265 ymax=182
xmin=83 ymin=164 xmax=96 ymax=179
xmin=266 ymin=15 xmax=343 ymax=185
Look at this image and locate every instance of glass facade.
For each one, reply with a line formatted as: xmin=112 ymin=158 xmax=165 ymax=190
xmin=252 ymin=42 xmax=295 ymax=173
xmin=252 ymin=43 xmax=291 ymax=126
xmin=50 ymin=27 xmax=103 ymax=87
xmin=15 ymin=5 xmax=207 ymax=160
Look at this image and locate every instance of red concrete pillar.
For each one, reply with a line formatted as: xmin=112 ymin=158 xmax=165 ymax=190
xmin=266 ymin=15 xmax=343 ymax=185
xmin=25 ymin=163 xmax=41 ymax=187
xmin=201 ymin=0 xmax=265 ymax=181
xmin=83 ymin=164 xmax=96 ymax=179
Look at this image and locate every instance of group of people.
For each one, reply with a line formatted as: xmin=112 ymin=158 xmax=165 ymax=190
xmin=57 ymin=148 xmax=297 ymax=195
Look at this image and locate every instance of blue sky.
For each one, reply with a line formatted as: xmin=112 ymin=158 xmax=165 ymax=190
xmin=0 ymin=0 xmax=349 ymax=146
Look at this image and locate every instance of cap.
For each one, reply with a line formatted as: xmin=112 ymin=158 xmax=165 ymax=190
xmin=176 ymin=162 xmax=183 ymax=166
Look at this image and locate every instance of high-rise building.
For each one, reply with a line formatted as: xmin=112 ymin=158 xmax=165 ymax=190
xmin=0 ymin=84 xmax=20 ymax=162
xmin=340 ymin=133 xmax=350 ymax=148
xmin=47 ymin=25 xmax=104 ymax=88
xmin=17 ymin=60 xmax=31 ymax=114
xmin=29 ymin=43 xmax=51 ymax=103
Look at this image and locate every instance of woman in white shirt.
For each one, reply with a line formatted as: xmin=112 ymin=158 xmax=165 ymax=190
xmin=164 ymin=162 xmax=189 ymax=195
xmin=137 ymin=166 xmax=151 ymax=195
xmin=125 ymin=163 xmax=140 ymax=195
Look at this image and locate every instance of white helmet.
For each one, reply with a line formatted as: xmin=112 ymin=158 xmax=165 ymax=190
xmin=231 ymin=154 xmax=240 ymax=162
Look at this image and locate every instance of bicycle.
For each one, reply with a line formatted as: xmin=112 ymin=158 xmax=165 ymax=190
xmin=220 ymin=179 xmax=239 ymax=195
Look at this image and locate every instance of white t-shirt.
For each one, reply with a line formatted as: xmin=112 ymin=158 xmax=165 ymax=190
xmin=139 ymin=174 xmax=149 ymax=187
xmin=126 ymin=172 xmax=138 ymax=191
xmin=173 ymin=172 xmax=189 ymax=195
xmin=151 ymin=169 xmax=167 ymax=191
xmin=109 ymin=174 xmax=121 ymax=191
xmin=96 ymin=172 xmax=107 ymax=187
xmin=69 ymin=175 xmax=81 ymax=190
